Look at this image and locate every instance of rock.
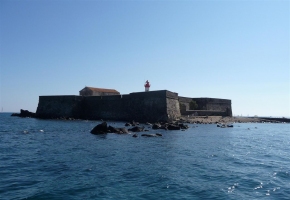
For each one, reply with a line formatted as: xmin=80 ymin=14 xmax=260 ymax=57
xmin=131 ymin=120 xmax=139 ymax=126
xmin=90 ymin=122 xmax=108 ymax=134
xmin=167 ymin=124 xmax=181 ymax=130
xmin=11 ymin=109 xmax=36 ymax=118
xmin=108 ymin=125 xmax=124 ymax=133
xmin=125 ymin=123 xmax=132 ymax=126
xmin=91 ymin=123 xmax=129 ymax=135
xmin=159 ymin=125 xmax=168 ymax=130
xmin=141 ymin=133 xmax=162 ymax=137
xmin=108 ymin=126 xmax=129 ymax=134
xmin=141 ymin=134 xmax=157 ymax=137
xmin=132 ymin=133 xmax=138 ymax=138
xmin=179 ymin=123 xmax=189 ymax=129
xmin=128 ymin=126 xmax=145 ymax=132
xmin=146 ymin=122 xmax=152 ymax=126
xmin=150 ymin=122 xmax=190 ymax=131
xmin=119 ymin=128 xmax=129 ymax=134
xmin=152 ymin=124 xmax=161 ymax=129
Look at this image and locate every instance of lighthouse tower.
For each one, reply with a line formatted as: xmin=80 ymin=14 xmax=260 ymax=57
xmin=144 ymin=80 xmax=150 ymax=92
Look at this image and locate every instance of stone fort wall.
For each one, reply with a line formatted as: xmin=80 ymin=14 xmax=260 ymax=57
xmin=36 ymin=90 xmax=232 ymax=122
xmin=179 ymin=96 xmax=232 ymax=116
xmin=36 ymin=90 xmax=181 ymax=122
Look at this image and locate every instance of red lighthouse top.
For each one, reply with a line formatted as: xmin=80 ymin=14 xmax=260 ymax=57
xmin=144 ymin=80 xmax=150 ymax=88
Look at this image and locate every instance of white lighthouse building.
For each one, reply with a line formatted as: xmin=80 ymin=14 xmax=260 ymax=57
xmin=144 ymin=80 xmax=150 ymax=92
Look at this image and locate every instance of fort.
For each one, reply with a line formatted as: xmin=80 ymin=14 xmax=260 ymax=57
xmin=35 ymin=85 xmax=232 ymax=122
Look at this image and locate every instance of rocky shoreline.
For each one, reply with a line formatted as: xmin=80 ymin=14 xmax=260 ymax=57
xmin=180 ymin=116 xmax=290 ymax=124
xmin=89 ymin=115 xmax=289 ymax=137
xmin=10 ymin=109 xmax=289 ymax=138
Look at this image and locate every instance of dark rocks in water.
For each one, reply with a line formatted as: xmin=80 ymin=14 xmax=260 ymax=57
xmin=152 ymin=123 xmax=161 ymax=129
xmin=141 ymin=133 xmax=162 ymax=137
xmin=90 ymin=122 xmax=108 ymax=134
xmin=125 ymin=123 xmax=132 ymax=126
xmin=91 ymin=122 xmax=129 ymax=134
xmin=131 ymin=120 xmax=139 ymax=126
xmin=125 ymin=121 xmax=140 ymax=126
xmin=179 ymin=123 xmax=189 ymax=129
xmin=146 ymin=122 xmax=152 ymax=126
xmin=141 ymin=134 xmax=157 ymax=137
xmin=91 ymin=121 xmax=190 ymax=135
xmin=167 ymin=124 xmax=181 ymax=130
xmin=151 ymin=122 xmax=189 ymax=131
xmin=132 ymin=133 xmax=138 ymax=138
xmin=159 ymin=125 xmax=168 ymax=130
xmin=119 ymin=128 xmax=129 ymax=134
xmin=128 ymin=126 xmax=145 ymax=132
xmin=108 ymin=126 xmax=121 ymax=133
xmin=11 ymin=109 xmax=36 ymax=118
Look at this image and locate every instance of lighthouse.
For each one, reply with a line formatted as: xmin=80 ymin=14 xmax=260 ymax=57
xmin=144 ymin=80 xmax=150 ymax=92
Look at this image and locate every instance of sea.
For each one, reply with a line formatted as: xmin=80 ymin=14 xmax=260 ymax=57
xmin=0 ymin=113 xmax=289 ymax=200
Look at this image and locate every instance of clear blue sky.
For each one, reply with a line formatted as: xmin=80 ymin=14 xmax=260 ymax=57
xmin=0 ymin=0 xmax=289 ymax=117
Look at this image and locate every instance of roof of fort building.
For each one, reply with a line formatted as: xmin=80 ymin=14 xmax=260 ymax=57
xmin=80 ymin=87 xmax=120 ymax=94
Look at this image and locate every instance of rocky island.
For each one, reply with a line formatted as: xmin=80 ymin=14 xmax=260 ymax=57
xmin=11 ymin=86 xmax=289 ymax=124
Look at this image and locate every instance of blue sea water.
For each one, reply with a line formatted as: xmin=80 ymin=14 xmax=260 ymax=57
xmin=0 ymin=113 xmax=289 ymax=200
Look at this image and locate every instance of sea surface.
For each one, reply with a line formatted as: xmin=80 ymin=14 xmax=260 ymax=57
xmin=0 ymin=113 xmax=289 ymax=200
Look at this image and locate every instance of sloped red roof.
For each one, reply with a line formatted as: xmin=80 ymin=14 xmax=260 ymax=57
xmin=80 ymin=87 xmax=120 ymax=94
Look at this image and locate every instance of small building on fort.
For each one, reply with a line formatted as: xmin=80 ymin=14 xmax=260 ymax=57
xmin=79 ymin=87 xmax=120 ymax=96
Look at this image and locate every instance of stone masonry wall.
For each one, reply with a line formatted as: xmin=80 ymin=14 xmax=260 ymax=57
xmin=36 ymin=91 xmax=232 ymax=121
xmin=166 ymin=91 xmax=181 ymax=121
xmin=36 ymin=90 xmax=182 ymax=122
xmin=179 ymin=96 xmax=232 ymax=116
xmin=125 ymin=91 xmax=168 ymax=122
xmin=36 ymin=96 xmax=84 ymax=119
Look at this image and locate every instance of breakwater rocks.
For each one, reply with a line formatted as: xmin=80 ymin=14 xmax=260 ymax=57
xmin=90 ymin=121 xmax=190 ymax=137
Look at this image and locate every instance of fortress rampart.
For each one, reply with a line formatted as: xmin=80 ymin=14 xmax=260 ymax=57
xmin=36 ymin=90 xmax=181 ymax=122
xmin=36 ymin=90 xmax=232 ymax=122
xmin=179 ymin=96 xmax=232 ymax=116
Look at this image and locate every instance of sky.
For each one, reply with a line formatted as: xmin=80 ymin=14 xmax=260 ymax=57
xmin=0 ymin=0 xmax=289 ymax=117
